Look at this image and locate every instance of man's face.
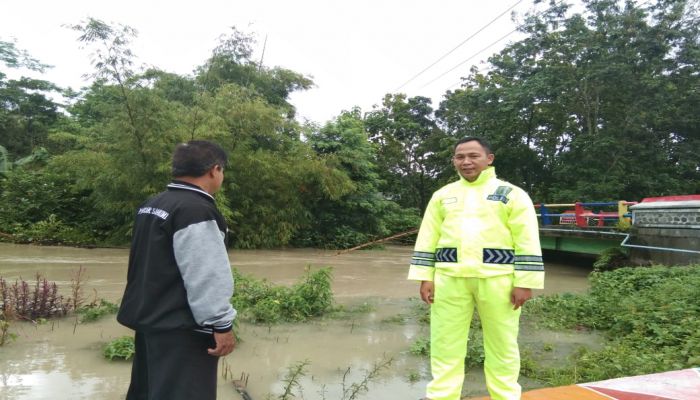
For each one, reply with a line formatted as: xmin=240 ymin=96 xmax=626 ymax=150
xmin=452 ymin=140 xmax=495 ymax=182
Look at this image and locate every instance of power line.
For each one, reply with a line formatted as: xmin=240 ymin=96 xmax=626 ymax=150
xmin=441 ymin=0 xmax=656 ymax=92
xmin=420 ymin=27 xmax=518 ymax=89
xmin=393 ymin=0 xmax=525 ymax=92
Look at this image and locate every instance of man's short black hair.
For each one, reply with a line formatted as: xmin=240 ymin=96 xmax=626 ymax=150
xmin=454 ymin=136 xmax=493 ymax=154
xmin=171 ymin=140 xmax=228 ymax=178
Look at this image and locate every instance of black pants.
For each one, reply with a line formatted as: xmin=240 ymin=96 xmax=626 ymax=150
xmin=126 ymin=330 xmax=219 ymax=400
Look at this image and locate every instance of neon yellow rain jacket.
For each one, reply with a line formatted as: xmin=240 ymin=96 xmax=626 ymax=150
xmin=408 ymin=167 xmax=544 ymax=289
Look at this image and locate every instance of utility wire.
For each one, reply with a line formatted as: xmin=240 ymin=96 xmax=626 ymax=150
xmin=420 ymin=27 xmax=518 ymax=89
xmin=393 ymin=0 xmax=524 ymax=92
xmin=441 ymin=0 xmax=656 ymax=92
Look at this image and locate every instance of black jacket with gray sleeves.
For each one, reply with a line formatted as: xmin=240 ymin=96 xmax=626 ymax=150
xmin=117 ymin=181 xmax=236 ymax=334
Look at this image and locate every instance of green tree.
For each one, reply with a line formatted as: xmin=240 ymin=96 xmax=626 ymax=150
xmin=0 ymin=40 xmax=61 ymax=157
xmin=365 ymin=94 xmax=450 ymax=212
xmin=437 ymin=0 xmax=700 ymax=202
xmin=197 ymin=27 xmax=313 ymax=119
xmin=297 ymin=108 xmax=420 ymax=248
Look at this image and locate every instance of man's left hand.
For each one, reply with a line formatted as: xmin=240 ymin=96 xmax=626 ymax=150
xmin=510 ymin=287 xmax=532 ymax=310
xmin=208 ymin=331 xmax=236 ymax=356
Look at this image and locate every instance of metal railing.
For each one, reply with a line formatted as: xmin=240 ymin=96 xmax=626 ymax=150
xmin=535 ymin=201 xmax=637 ymax=228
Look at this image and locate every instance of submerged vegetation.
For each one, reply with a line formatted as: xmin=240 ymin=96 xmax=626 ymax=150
xmin=0 ymin=267 xmax=119 ymax=346
xmin=231 ymin=267 xmax=334 ymax=324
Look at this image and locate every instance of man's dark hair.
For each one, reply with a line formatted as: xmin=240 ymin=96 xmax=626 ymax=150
xmin=454 ymin=136 xmax=493 ymax=154
xmin=171 ymin=140 xmax=228 ymax=178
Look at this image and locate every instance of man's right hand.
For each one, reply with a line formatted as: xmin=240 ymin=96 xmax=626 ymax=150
xmin=208 ymin=330 xmax=236 ymax=356
xmin=420 ymin=281 xmax=435 ymax=305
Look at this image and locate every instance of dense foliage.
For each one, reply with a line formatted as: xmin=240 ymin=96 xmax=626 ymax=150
xmin=524 ymin=264 xmax=700 ymax=384
xmin=1 ymin=0 xmax=698 ymax=248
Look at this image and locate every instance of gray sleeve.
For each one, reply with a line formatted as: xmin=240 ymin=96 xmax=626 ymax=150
xmin=173 ymin=220 xmax=237 ymax=331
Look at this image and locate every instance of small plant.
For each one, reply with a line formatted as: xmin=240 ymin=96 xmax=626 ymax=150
xmin=340 ymin=355 xmax=394 ymax=400
xmin=0 ymin=311 xmax=17 ymax=346
xmin=409 ymin=337 xmax=430 ymax=356
xmin=328 ymin=302 xmax=376 ymax=320
xmin=77 ymin=298 xmax=119 ymax=322
xmin=277 ymin=360 xmax=310 ymax=400
xmin=70 ymin=266 xmax=87 ymax=311
xmin=380 ymin=314 xmax=405 ymax=324
xmin=406 ymin=370 xmax=421 ymax=383
xmin=103 ymin=336 xmax=135 ymax=360
xmin=0 ymin=274 xmax=69 ymax=320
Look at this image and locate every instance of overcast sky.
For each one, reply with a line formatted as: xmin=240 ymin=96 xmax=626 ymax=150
xmin=1 ymin=0 xmax=547 ymax=125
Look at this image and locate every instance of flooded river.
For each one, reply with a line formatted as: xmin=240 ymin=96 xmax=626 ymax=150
xmin=0 ymin=243 xmax=597 ymax=400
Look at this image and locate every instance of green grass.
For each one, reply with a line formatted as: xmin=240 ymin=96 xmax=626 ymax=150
xmin=522 ymin=264 xmax=700 ymax=385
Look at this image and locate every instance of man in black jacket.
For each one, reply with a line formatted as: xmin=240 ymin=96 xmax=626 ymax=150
xmin=118 ymin=140 xmax=236 ymax=400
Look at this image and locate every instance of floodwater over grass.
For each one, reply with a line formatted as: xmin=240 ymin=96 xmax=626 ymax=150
xmin=0 ymin=243 xmax=599 ymax=400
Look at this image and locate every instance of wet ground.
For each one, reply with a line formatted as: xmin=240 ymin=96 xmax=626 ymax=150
xmin=0 ymin=243 xmax=599 ymax=400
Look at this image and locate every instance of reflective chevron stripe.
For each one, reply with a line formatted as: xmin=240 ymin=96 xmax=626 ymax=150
xmin=411 ymin=258 xmax=435 ymax=267
xmin=483 ymin=248 xmax=515 ymax=264
xmin=514 ymin=255 xmax=543 ymax=263
xmin=435 ymin=248 xmax=458 ymax=262
xmin=413 ymin=251 xmax=436 ymax=260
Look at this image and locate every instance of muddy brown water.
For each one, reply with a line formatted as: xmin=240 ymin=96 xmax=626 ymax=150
xmin=0 ymin=243 xmax=598 ymax=400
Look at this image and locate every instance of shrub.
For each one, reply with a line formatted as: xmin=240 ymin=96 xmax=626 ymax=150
xmin=231 ymin=267 xmax=334 ymax=323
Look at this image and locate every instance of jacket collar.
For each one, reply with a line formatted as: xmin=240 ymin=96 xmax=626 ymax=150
xmin=458 ymin=166 xmax=496 ymax=186
xmin=167 ymin=180 xmax=215 ymax=201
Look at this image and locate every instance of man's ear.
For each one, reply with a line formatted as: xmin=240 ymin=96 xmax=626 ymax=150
xmin=487 ymin=153 xmax=495 ymax=165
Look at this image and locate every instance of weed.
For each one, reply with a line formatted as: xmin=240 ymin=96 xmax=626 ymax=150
xmin=0 ymin=311 xmax=17 ymax=346
xmin=410 ymin=337 xmax=430 ymax=356
xmin=103 ymin=336 xmax=135 ymax=360
xmin=232 ymin=267 xmax=334 ymax=323
xmin=406 ymin=370 xmax=421 ymax=383
xmin=270 ymin=355 xmax=394 ymax=400
xmin=380 ymin=314 xmax=405 ymax=324
xmin=69 ymin=266 xmax=87 ymax=311
xmin=77 ymin=298 xmax=119 ymax=322
xmin=277 ymin=360 xmax=310 ymax=400
xmin=340 ymin=355 xmax=394 ymax=400
xmin=0 ymin=274 xmax=69 ymax=320
xmin=328 ymin=302 xmax=376 ymax=320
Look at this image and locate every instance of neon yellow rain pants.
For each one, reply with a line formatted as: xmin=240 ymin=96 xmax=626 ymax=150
xmin=427 ymin=272 xmax=522 ymax=400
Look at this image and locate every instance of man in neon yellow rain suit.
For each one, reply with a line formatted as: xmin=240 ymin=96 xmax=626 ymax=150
xmin=409 ymin=137 xmax=544 ymax=400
